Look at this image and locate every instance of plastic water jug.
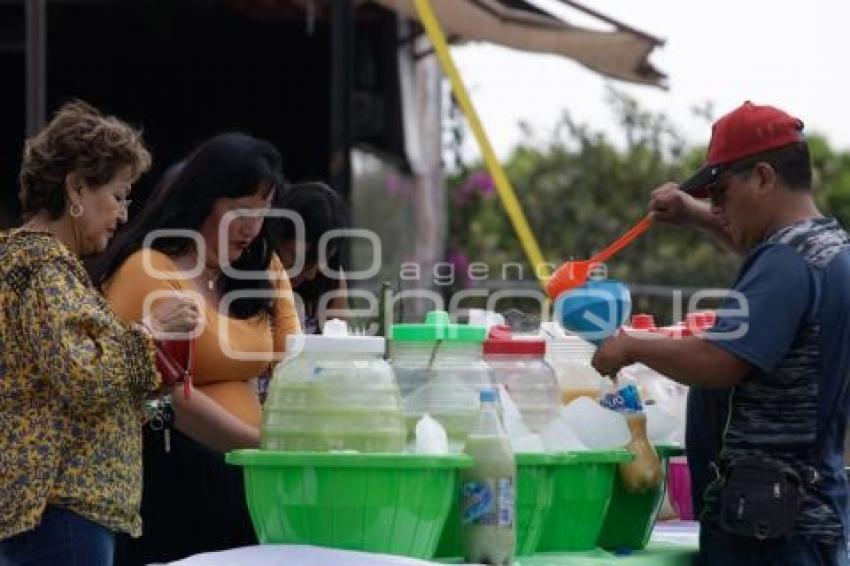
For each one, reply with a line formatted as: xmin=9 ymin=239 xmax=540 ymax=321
xmin=483 ymin=325 xmax=560 ymax=433
xmin=390 ymin=311 xmax=491 ymax=452
xmin=263 ymin=319 xmax=406 ymax=452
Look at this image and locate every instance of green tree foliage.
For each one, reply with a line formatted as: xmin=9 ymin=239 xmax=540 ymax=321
xmin=448 ymin=88 xmax=850 ymax=320
xmin=810 ymin=134 xmax=850 ymax=222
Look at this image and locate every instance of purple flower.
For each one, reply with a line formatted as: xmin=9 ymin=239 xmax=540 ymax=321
xmin=454 ymin=170 xmax=495 ymax=206
xmin=469 ymin=170 xmax=495 ymax=198
xmin=446 ymin=250 xmax=471 ymax=288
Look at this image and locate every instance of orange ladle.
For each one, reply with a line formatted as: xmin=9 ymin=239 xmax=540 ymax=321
xmin=547 ymin=214 xmax=654 ymax=298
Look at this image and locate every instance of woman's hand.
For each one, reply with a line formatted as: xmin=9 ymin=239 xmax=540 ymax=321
xmin=170 ymin=387 xmax=261 ymax=452
xmin=141 ymin=293 xmax=201 ymax=338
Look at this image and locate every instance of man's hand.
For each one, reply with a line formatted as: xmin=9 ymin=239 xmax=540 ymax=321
xmin=649 ymin=182 xmax=699 ymax=225
xmin=593 ymin=333 xmax=752 ymax=389
xmin=649 ymin=182 xmax=737 ymax=252
xmin=591 ymin=334 xmax=635 ymax=378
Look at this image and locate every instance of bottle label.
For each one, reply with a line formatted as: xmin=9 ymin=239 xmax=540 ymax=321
xmin=599 ymin=383 xmax=643 ymax=413
xmin=497 ymin=478 xmax=514 ymax=528
xmin=462 ymin=478 xmax=514 ymax=527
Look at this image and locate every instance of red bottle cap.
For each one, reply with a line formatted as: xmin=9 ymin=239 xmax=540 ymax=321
xmin=483 ymin=325 xmax=546 ymax=356
xmin=685 ymin=311 xmax=716 ymax=334
xmin=661 ymin=323 xmax=693 ymax=338
xmin=630 ymin=314 xmax=657 ymax=331
xmin=699 ymin=310 xmax=717 ymax=328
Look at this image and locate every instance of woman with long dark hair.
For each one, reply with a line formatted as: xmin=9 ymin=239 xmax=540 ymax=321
xmin=272 ymin=181 xmax=349 ymax=334
xmin=96 ymin=132 xmax=300 ymax=564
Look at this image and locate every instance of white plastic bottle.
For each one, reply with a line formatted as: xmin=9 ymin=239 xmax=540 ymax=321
xmin=461 ymin=389 xmax=516 ymax=565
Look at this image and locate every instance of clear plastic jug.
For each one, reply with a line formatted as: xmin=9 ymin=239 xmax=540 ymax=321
xmin=390 ymin=311 xmax=491 ymax=452
xmin=483 ymin=325 xmax=560 ymax=433
xmin=263 ymin=319 xmax=406 ymax=452
xmin=540 ymin=323 xmax=605 ymax=405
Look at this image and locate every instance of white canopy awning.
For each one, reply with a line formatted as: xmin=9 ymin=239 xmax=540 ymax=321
xmin=372 ymin=0 xmax=667 ymax=88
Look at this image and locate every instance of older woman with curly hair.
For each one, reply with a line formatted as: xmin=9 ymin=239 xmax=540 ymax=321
xmin=0 ymin=101 xmax=199 ymax=566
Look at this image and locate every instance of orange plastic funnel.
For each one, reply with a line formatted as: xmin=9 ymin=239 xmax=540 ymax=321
xmin=547 ymin=214 xmax=654 ymax=298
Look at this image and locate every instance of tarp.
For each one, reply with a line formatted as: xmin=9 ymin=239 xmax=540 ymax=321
xmin=373 ymin=0 xmax=667 ymax=88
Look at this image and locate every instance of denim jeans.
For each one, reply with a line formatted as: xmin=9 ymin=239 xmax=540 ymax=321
xmin=0 ymin=506 xmax=115 ymax=566
xmin=699 ymin=523 xmax=850 ymax=566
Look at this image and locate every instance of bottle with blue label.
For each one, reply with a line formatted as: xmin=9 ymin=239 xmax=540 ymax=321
xmin=600 ymin=376 xmax=663 ymax=493
xmin=599 ymin=382 xmax=643 ymax=413
xmin=461 ymin=389 xmax=516 ymax=565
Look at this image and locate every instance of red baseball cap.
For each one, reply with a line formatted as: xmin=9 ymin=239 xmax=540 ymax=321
xmin=680 ymin=101 xmax=805 ymax=197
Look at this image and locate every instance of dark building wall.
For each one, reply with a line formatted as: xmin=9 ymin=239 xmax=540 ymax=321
xmin=0 ymin=2 xmax=26 ymax=226
xmin=0 ymin=0 xmax=333 ymax=224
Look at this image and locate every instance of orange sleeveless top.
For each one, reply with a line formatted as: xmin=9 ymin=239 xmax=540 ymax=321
xmin=103 ymin=249 xmax=300 ymax=427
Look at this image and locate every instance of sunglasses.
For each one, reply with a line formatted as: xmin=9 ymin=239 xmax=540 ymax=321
xmin=705 ymin=161 xmax=763 ymax=206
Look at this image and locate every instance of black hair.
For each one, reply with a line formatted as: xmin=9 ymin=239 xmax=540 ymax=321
xmin=147 ymin=159 xmax=186 ymax=203
xmin=737 ymin=141 xmax=812 ymax=191
xmin=96 ymin=132 xmax=285 ymax=320
xmin=270 ymin=181 xmax=349 ymax=317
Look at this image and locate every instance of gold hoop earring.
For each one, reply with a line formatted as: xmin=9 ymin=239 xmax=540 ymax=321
xmin=70 ymin=204 xmax=84 ymax=218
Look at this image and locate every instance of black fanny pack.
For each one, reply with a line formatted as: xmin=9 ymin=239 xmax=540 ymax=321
xmin=717 ymin=457 xmax=803 ymax=541
xmin=714 ymin=367 xmax=850 ymax=542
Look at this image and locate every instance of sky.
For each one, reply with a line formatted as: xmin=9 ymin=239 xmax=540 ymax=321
xmin=450 ymin=0 xmax=850 ymax=161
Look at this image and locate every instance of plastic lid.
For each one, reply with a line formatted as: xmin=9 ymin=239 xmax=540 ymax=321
xmin=629 ymin=314 xmax=657 ymax=331
xmin=467 ymin=309 xmax=506 ymax=329
xmin=483 ymin=325 xmax=546 ymax=356
xmin=285 ymin=318 xmax=386 ymax=355
xmin=542 ymin=334 xmax=597 ymax=361
xmin=480 ymin=388 xmax=497 ymax=403
xmin=660 ymin=323 xmax=693 ymax=338
xmin=684 ymin=313 xmax=702 ymax=334
xmin=390 ymin=310 xmax=487 ymax=343
xmin=688 ymin=311 xmax=716 ymax=332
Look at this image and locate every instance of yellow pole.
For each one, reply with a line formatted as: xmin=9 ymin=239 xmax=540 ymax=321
xmin=412 ymin=0 xmax=551 ymax=290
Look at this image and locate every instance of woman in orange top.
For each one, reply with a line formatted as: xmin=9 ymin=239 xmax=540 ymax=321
xmin=95 ymin=133 xmax=300 ymax=565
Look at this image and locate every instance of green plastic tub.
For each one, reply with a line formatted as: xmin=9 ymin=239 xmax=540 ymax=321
xmin=436 ymin=452 xmax=558 ymax=558
xmin=514 ymin=452 xmax=559 ymax=555
xmin=597 ymin=444 xmax=685 ymax=551
xmin=536 ymin=450 xmax=633 ymax=552
xmin=226 ymin=450 xmax=471 ymax=559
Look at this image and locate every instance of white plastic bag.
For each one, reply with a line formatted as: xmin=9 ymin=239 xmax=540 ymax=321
xmin=414 ymin=413 xmax=449 ymax=454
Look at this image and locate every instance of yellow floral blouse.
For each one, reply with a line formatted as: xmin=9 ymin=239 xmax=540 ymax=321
xmin=0 ymin=229 xmax=160 ymax=539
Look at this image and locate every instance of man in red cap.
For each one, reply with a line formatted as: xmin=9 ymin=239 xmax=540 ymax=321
xmin=593 ymin=102 xmax=850 ymax=564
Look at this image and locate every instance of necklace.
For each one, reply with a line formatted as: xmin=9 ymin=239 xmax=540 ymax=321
xmin=185 ymin=250 xmax=220 ymax=291
xmin=201 ymin=265 xmax=220 ymax=291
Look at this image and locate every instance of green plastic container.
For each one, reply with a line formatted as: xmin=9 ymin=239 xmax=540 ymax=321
xmin=226 ymin=450 xmax=471 ymax=559
xmin=390 ymin=310 xmax=488 ymax=343
xmin=514 ymin=453 xmax=559 ymax=555
xmin=390 ymin=311 xmax=490 ymax=451
xmin=597 ymin=444 xmax=685 ymax=551
xmin=536 ymin=450 xmax=633 ymax=552
xmin=436 ymin=452 xmax=558 ymax=558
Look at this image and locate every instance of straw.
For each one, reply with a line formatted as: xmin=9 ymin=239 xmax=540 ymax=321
xmin=426 ymin=339 xmax=443 ymax=381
